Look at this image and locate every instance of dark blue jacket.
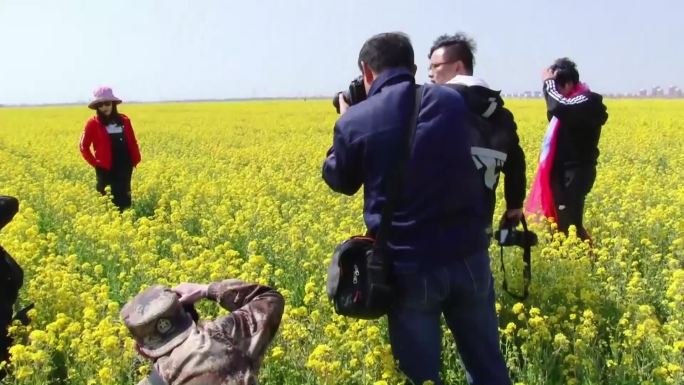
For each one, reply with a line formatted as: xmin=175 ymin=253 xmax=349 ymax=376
xmin=323 ymin=68 xmax=490 ymax=269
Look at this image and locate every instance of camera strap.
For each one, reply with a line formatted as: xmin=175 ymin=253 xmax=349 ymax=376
xmin=499 ymin=216 xmax=532 ymax=300
xmin=370 ymin=85 xmax=423 ymax=269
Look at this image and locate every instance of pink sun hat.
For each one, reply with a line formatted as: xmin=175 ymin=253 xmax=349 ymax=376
xmin=88 ymin=86 xmax=123 ymax=109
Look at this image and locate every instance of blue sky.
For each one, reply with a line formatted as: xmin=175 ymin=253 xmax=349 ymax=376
xmin=0 ymin=0 xmax=681 ymax=104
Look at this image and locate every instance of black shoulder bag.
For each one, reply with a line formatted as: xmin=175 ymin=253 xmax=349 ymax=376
xmin=326 ymin=86 xmax=423 ymax=320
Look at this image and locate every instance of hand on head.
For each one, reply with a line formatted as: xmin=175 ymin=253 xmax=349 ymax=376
xmin=172 ymin=283 xmax=209 ymax=305
xmin=542 ymin=67 xmax=557 ymax=81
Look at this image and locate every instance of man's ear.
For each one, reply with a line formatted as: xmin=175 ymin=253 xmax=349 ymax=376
xmin=361 ymin=61 xmax=375 ymax=91
xmin=454 ymin=60 xmax=468 ymax=76
xmin=411 ymin=64 xmax=417 ymax=76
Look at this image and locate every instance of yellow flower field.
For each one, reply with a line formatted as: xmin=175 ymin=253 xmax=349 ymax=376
xmin=0 ymin=99 xmax=682 ymax=385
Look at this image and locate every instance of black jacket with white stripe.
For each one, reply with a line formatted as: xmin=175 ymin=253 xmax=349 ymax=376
xmin=543 ymin=79 xmax=608 ymax=169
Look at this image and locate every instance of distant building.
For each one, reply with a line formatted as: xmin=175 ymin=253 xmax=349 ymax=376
xmin=667 ymin=85 xmax=679 ymax=98
xmin=651 ymin=86 xmax=664 ymax=97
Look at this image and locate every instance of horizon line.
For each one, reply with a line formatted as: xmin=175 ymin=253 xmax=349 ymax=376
xmin=1 ymin=94 xmax=683 ymax=108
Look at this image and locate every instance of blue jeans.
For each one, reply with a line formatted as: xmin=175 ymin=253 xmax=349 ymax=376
xmin=388 ymin=250 xmax=511 ymax=385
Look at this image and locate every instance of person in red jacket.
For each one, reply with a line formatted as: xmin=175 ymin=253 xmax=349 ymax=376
xmin=80 ymin=86 xmax=141 ymax=211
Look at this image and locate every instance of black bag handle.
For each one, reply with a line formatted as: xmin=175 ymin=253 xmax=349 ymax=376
xmin=370 ymin=85 xmax=423 ymax=268
xmin=500 ymin=215 xmax=532 ymax=300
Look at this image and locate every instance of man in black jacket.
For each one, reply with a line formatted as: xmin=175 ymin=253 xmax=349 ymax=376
xmin=542 ymin=58 xmax=608 ymax=240
xmin=428 ymin=33 xmax=527 ymax=231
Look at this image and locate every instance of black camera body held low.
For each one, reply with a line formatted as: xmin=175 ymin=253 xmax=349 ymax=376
xmin=494 ymin=215 xmax=538 ymax=300
xmin=332 ymin=76 xmax=367 ymax=114
xmin=494 ymin=227 xmax=538 ymax=248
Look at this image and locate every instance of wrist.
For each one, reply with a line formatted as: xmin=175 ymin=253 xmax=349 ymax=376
xmin=206 ymin=283 xmax=219 ymax=301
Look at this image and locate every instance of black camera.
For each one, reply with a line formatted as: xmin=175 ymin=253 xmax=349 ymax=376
xmin=332 ymin=76 xmax=367 ymax=114
xmin=494 ymin=226 xmax=538 ymax=248
xmin=494 ymin=215 xmax=537 ymax=300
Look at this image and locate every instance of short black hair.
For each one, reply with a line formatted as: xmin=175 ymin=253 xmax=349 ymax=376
xmin=429 ymin=33 xmax=476 ymax=74
xmin=551 ymin=57 xmax=580 ymax=87
xmin=358 ymin=32 xmax=414 ymax=73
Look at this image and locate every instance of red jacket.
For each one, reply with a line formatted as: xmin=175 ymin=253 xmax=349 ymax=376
xmin=79 ymin=114 xmax=141 ymax=170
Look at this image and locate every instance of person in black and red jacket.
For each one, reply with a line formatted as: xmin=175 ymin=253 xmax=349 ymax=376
xmin=542 ymin=58 xmax=608 ymax=240
xmin=79 ymin=86 xmax=141 ymax=211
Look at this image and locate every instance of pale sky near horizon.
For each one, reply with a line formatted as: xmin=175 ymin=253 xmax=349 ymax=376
xmin=0 ymin=0 xmax=681 ymax=105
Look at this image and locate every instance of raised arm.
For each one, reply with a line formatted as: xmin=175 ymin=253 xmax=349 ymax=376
xmin=500 ymin=110 xmax=526 ymax=213
xmin=174 ymin=279 xmax=284 ymax=361
xmin=543 ymin=79 xmax=590 ymax=120
xmin=322 ymin=120 xmax=364 ymax=196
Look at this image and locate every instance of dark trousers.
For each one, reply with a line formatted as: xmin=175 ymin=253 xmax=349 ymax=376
xmin=388 ymin=250 xmax=511 ymax=385
xmin=0 ymin=308 xmax=11 ymax=380
xmin=550 ymin=165 xmax=596 ymax=240
xmin=96 ymin=166 xmax=133 ymax=211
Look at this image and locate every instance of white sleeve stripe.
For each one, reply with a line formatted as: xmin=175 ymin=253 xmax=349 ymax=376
xmin=545 ymin=79 xmax=588 ymax=105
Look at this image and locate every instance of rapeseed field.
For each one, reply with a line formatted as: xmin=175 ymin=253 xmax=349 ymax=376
xmin=0 ymin=99 xmax=682 ymax=385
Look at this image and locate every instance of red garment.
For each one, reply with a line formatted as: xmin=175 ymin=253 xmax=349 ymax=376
xmin=79 ymin=114 xmax=141 ymax=170
xmin=525 ymin=116 xmax=560 ymax=222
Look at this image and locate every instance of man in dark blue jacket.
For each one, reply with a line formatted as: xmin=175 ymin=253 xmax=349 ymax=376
xmin=323 ymin=32 xmax=510 ymax=385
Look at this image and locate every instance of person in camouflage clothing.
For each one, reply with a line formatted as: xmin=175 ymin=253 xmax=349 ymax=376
xmin=121 ymin=279 xmax=284 ymax=385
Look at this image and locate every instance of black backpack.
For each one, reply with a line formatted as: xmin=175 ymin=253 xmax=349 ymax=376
xmin=447 ymin=84 xmax=517 ymax=192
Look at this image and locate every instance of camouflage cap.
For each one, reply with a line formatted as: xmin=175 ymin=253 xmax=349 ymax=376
xmin=120 ymin=285 xmax=194 ymax=358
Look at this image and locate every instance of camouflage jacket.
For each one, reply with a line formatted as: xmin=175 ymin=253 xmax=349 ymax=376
xmin=138 ymin=280 xmax=284 ymax=385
